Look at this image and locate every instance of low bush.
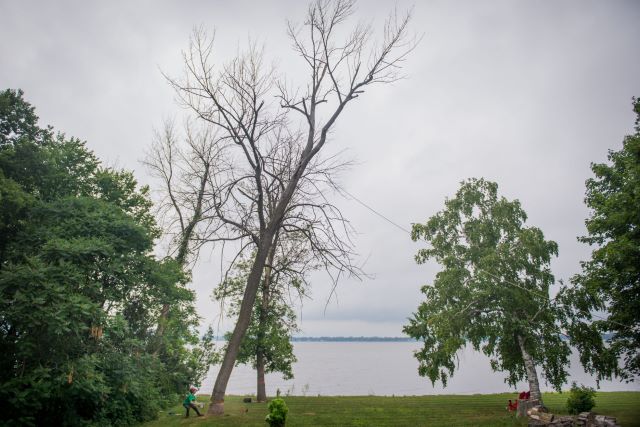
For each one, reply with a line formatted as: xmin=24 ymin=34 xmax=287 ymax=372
xmin=567 ymin=382 xmax=596 ymax=414
xmin=265 ymin=398 xmax=288 ymax=427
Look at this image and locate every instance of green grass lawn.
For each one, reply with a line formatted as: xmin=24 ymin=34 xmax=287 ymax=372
xmin=144 ymin=392 xmax=640 ymax=427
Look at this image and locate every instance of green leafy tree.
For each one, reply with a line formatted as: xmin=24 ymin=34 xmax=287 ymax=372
xmin=215 ymin=258 xmax=299 ymax=400
xmin=559 ymin=98 xmax=640 ymax=381
xmin=403 ymin=178 xmax=569 ymax=405
xmin=0 ymin=89 xmax=209 ymax=425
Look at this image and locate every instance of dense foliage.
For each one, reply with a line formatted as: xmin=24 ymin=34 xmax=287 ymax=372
xmin=566 ymin=383 xmax=596 ymax=415
xmin=404 ymin=179 xmax=569 ymax=400
xmin=559 ymin=98 xmax=640 ymax=382
xmin=0 ymin=89 xmax=212 ymax=426
xmin=265 ymin=398 xmax=289 ymax=427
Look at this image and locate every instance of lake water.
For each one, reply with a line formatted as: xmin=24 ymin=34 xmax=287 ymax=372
xmin=201 ymin=342 xmax=640 ymax=396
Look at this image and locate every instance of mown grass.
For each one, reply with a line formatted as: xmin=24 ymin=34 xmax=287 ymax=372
xmin=145 ymin=392 xmax=640 ymax=427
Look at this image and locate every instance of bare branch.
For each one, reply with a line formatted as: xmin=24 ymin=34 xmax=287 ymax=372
xmin=156 ymin=1 xmax=416 ymax=412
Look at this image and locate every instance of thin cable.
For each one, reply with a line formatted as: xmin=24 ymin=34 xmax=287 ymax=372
xmin=344 ymin=188 xmax=635 ymax=332
xmin=342 ymin=188 xmax=412 ymax=234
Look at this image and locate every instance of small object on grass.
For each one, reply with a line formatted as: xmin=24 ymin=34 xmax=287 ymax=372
xmin=243 ymin=397 xmax=252 ymax=403
xmin=265 ymin=398 xmax=288 ymax=427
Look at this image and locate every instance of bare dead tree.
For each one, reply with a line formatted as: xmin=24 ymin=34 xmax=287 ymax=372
xmin=143 ymin=120 xmax=225 ymax=350
xmin=213 ymin=133 xmax=357 ymax=401
xmin=165 ymin=0 xmax=416 ymax=415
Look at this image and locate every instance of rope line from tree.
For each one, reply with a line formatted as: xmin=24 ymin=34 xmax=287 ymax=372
xmin=345 ymin=188 xmax=635 ymax=332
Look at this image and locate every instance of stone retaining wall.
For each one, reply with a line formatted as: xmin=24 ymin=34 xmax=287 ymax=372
xmin=527 ymin=411 xmax=620 ymax=427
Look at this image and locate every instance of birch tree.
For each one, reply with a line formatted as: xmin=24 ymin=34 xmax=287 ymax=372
xmin=403 ymin=179 xmax=570 ymax=406
xmin=166 ymin=0 xmax=416 ymax=414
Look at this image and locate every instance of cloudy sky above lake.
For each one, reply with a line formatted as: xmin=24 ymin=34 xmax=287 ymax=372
xmin=2 ymin=0 xmax=639 ymax=337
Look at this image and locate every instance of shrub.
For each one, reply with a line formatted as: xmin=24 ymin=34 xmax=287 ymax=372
xmin=566 ymin=382 xmax=596 ymax=414
xmin=265 ymin=398 xmax=289 ymax=427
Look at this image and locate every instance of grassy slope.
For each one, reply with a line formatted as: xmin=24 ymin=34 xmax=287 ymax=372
xmin=145 ymin=392 xmax=640 ymax=427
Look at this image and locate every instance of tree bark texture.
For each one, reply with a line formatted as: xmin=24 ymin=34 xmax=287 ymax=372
xmin=517 ymin=334 xmax=543 ymax=405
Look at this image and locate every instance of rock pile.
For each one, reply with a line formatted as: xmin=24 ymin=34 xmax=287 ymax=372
xmin=527 ymin=410 xmax=620 ymax=427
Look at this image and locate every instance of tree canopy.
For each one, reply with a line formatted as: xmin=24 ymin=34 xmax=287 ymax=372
xmin=0 ymin=88 xmax=52 ymax=147
xmin=559 ymin=97 xmax=640 ymax=381
xmin=0 ymin=89 xmax=211 ymax=425
xmin=403 ymin=178 xmax=569 ymax=404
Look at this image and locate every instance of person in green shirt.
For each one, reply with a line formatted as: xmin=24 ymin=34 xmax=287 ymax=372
xmin=183 ymin=386 xmax=203 ymax=417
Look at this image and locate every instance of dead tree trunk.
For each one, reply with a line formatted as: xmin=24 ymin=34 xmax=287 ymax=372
xmin=208 ymin=232 xmax=275 ymax=415
xmin=517 ymin=334 xmax=543 ymax=406
xmin=209 ymin=162 xmax=307 ymax=414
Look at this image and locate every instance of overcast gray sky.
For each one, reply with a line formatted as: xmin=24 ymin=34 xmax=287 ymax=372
xmin=2 ymin=0 xmax=639 ymax=337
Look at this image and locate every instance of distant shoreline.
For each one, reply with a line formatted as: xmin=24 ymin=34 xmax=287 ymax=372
xmin=214 ymin=336 xmax=415 ymax=342
xmin=213 ymin=334 xmax=611 ymax=342
xmin=291 ymin=336 xmax=415 ymax=342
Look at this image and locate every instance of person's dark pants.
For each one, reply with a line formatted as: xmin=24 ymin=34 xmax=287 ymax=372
xmin=183 ymin=402 xmax=202 ymax=417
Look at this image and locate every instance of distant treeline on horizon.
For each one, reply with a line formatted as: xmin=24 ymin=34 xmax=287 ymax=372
xmin=212 ymin=334 xmax=614 ymax=342
xmin=292 ymin=336 xmax=416 ymax=342
xmin=214 ymin=336 xmax=415 ymax=342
